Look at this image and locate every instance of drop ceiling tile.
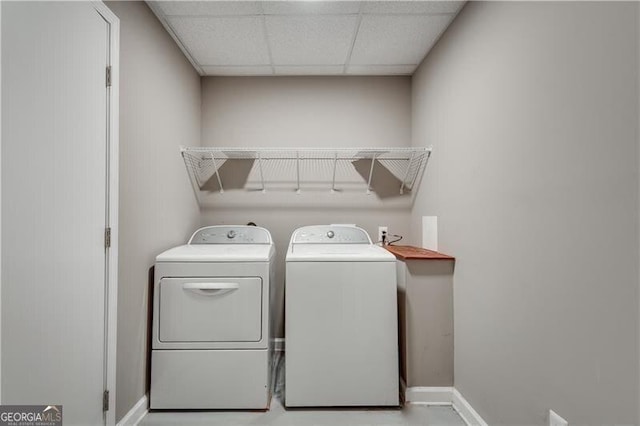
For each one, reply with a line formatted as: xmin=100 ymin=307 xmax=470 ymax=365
xmin=362 ymin=1 xmax=464 ymax=15
xmin=266 ymin=15 xmax=357 ymax=65
xmin=262 ymin=1 xmax=361 ymax=15
xmin=168 ymin=16 xmax=270 ymax=66
xmin=202 ymin=66 xmax=274 ymax=76
xmin=350 ymin=14 xmax=451 ymax=65
xmin=154 ymin=1 xmax=262 ymax=16
xmin=346 ymin=64 xmax=416 ymax=75
xmin=274 ymin=65 xmax=344 ymax=75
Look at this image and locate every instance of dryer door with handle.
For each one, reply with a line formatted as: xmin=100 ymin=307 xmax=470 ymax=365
xmin=159 ymin=277 xmax=263 ymax=343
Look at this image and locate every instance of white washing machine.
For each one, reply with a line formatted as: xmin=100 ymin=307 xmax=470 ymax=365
xmin=150 ymin=225 xmax=275 ymax=410
xmin=285 ymin=225 xmax=399 ymax=407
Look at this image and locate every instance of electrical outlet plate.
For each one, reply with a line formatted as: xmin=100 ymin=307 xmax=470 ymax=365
xmin=549 ymin=410 xmax=568 ymax=426
xmin=377 ymin=226 xmax=388 ymax=244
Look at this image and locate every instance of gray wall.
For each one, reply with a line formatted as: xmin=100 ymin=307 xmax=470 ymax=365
xmin=397 ymin=260 xmax=454 ymax=387
xmin=411 ymin=2 xmax=639 ymax=424
xmin=105 ymin=2 xmax=202 ymax=421
xmin=201 ymin=76 xmax=412 ymax=337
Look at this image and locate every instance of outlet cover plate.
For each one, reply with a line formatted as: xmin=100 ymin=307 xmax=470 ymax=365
xmin=549 ymin=410 xmax=568 ymax=426
xmin=377 ymin=226 xmax=388 ymax=244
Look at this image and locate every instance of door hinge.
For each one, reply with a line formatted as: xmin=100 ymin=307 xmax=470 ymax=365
xmin=105 ymin=227 xmax=111 ymax=249
xmin=103 ymin=390 xmax=109 ymax=411
xmin=106 ymin=66 xmax=112 ymax=87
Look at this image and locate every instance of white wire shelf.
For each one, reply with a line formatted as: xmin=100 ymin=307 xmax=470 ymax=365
xmin=181 ymin=146 xmax=432 ymax=196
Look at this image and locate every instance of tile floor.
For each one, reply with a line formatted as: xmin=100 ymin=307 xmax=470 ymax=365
xmin=140 ymin=354 xmax=466 ymax=426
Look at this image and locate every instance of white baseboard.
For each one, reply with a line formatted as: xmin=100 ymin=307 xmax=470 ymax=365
xmin=404 ymin=386 xmax=453 ymax=405
xmin=271 ymin=337 xmax=285 ymax=352
xmin=452 ymin=389 xmax=488 ymax=426
xmin=117 ymin=394 xmax=148 ymax=426
xmin=403 ymin=386 xmax=487 ymax=426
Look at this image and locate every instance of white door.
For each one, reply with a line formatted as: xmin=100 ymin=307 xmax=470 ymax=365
xmin=2 ymin=2 xmax=111 ymax=425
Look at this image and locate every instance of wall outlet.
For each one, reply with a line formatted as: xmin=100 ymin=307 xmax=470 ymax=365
xmin=378 ymin=226 xmax=388 ymax=244
xmin=549 ymin=410 xmax=568 ymax=426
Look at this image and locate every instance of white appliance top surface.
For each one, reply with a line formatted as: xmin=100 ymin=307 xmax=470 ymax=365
xmin=287 ymin=225 xmax=394 ymax=262
xmin=287 ymin=243 xmax=395 ymax=262
xmin=157 ymin=244 xmax=275 ymax=262
xmin=157 ymin=225 xmax=274 ymax=262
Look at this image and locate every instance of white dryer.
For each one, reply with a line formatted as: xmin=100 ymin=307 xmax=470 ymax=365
xmin=285 ymin=225 xmax=399 ymax=407
xmin=151 ymin=225 xmax=275 ymax=410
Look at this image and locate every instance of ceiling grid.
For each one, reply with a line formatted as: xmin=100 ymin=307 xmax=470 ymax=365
xmin=258 ymin=1 xmax=277 ymax=75
xmin=342 ymin=5 xmax=364 ymax=75
xmin=147 ymin=1 xmax=465 ymax=76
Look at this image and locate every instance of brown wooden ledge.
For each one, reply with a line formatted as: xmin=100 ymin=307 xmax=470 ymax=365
xmin=385 ymin=245 xmax=455 ymax=260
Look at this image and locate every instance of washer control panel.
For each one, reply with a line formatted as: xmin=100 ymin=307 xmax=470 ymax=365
xmin=189 ymin=226 xmax=272 ymax=244
xmin=292 ymin=225 xmax=372 ymax=244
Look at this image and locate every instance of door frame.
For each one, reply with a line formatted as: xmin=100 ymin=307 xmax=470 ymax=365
xmin=93 ymin=3 xmax=119 ymax=425
xmin=0 ymin=3 xmax=120 ymax=425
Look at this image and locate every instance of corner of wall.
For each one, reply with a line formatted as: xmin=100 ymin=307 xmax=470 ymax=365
xmin=106 ymin=1 xmax=204 ymax=422
xmin=0 ymin=0 xmax=3 ymax=404
xmin=637 ymin=2 xmax=640 ymax=424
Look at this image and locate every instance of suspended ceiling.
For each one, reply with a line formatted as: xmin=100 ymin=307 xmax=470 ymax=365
xmin=147 ymin=1 xmax=465 ymax=76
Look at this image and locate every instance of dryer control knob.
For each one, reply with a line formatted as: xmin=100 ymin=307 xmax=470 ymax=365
xmin=327 ymin=231 xmax=335 ymax=239
xmin=227 ymin=230 xmax=236 ymax=239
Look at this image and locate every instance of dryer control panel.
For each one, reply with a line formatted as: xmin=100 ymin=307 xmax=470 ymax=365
xmin=291 ymin=225 xmax=372 ymax=244
xmin=189 ymin=226 xmax=272 ymax=244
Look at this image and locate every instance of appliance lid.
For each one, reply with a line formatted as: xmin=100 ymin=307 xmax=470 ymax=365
xmin=286 ymin=243 xmax=395 ymax=262
xmin=156 ymin=244 xmax=275 ymax=262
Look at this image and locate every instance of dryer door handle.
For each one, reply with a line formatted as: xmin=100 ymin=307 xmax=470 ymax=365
xmin=182 ymin=282 xmax=240 ymax=296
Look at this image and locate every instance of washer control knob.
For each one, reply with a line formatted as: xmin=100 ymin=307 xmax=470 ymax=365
xmin=227 ymin=230 xmax=236 ymax=239
xmin=327 ymin=231 xmax=335 ymax=239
